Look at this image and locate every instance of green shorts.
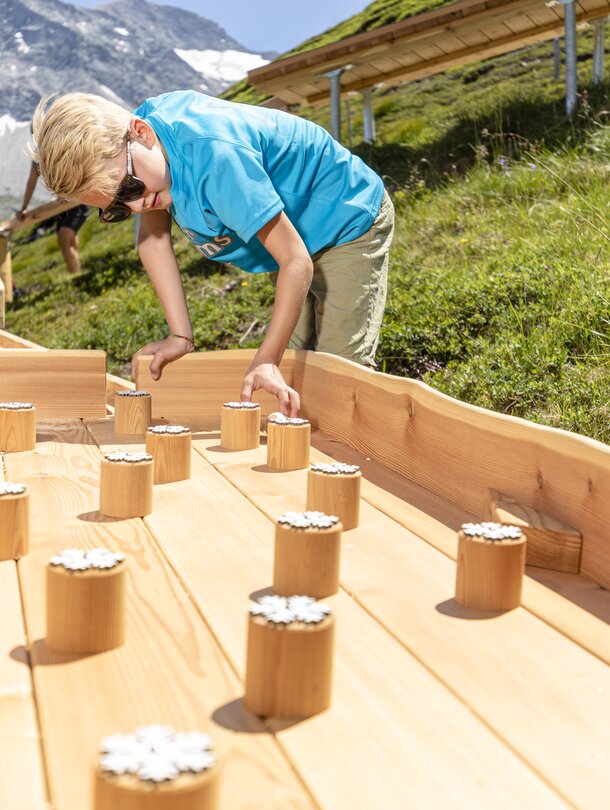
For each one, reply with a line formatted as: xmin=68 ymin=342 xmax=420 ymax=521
xmin=288 ymin=190 xmax=394 ymax=367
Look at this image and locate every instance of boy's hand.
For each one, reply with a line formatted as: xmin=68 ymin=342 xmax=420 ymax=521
xmin=241 ymin=361 xmax=300 ymax=416
xmin=131 ymin=335 xmax=194 ymax=381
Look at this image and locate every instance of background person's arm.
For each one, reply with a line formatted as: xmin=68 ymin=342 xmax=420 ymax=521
xmin=240 ymin=211 xmax=313 ymax=416
xmin=130 ymin=210 xmax=194 ymax=380
xmin=17 ymin=164 xmax=39 ymax=217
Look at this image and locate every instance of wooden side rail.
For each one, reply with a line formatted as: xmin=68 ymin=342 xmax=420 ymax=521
xmin=0 ymin=350 xmax=107 ymax=418
xmin=135 ymin=350 xmax=296 ymax=419
xmin=0 ymin=277 xmax=4 ymax=330
xmin=291 ymin=352 xmax=610 ymax=590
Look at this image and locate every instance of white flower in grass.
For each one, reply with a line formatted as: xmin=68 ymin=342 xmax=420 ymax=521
xmin=100 ymin=726 xmax=215 ymax=782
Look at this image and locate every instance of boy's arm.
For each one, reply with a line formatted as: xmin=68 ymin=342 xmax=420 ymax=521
xmin=130 ymin=210 xmax=195 ymax=380
xmin=240 ymin=211 xmax=313 ymax=416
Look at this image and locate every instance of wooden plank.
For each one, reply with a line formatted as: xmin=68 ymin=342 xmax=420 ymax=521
xmin=0 ymin=200 xmax=74 ymax=235
xmin=0 ymin=329 xmax=45 ymax=349
xmin=135 ymin=350 xmax=296 ymax=419
xmin=0 ymin=562 xmax=50 ymax=810
xmin=85 ymin=417 xmax=569 ymax=810
xmin=5 ymin=420 xmax=315 ymax=810
xmin=0 ymin=448 xmax=49 ymax=809
xmin=0 ymin=350 xmax=107 ymax=418
xmin=486 ymin=488 xmax=583 ymax=573
xmin=186 ymin=431 xmax=610 ymax=809
xmin=291 ymin=352 xmax=610 ymax=589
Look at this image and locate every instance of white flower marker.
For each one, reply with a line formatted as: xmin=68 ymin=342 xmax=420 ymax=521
xmin=95 ymin=724 xmax=218 ymax=809
xmin=455 ymin=521 xmax=527 ymax=611
xmin=146 ymin=425 xmax=192 ymax=484
xmin=0 ymin=401 xmax=36 ymax=452
xmin=114 ymin=390 xmax=152 ymax=435
xmin=220 ymin=401 xmax=261 ymax=450
xmin=266 ymin=412 xmax=311 ymax=471
xmin=274 ymin=511 xmax=343 ymax=598
xmin=46 ymin=547 xmax=127 ymax=654
xmin=306 ymin=461 xmax=362 ymax=530
xmin=0 ymin=482 xmax=29 ymax=560
xmin=99 ymin=451 xmax=154 ymax=518
xmin=245 ymin=594 xmax=335 ymax=719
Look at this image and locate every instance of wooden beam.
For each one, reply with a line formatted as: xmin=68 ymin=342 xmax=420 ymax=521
xmin=0 ymin=350 xmax=107 ymax=418
xmin=486 ymin=488 xmax=583 ymax=573
xmin=0 ymin=199 xmax=75 ymax=236
xmin=135 ymin=349 xmax=296 ymax=419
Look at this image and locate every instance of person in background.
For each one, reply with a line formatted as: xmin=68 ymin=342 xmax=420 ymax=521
xmin=18 ymin=160 xmax=89 ymax=275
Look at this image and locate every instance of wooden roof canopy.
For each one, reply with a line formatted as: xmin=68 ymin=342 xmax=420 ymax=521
xmin=247 ymin=0 xmax=610 ymax=106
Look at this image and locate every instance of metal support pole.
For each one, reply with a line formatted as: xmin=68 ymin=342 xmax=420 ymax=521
xmin=361 ymin=87 xmax=376 ymax=144
xmin=553 ymin=37 xmax=561 ymax=81
xmin=561 ymin=0 xmax=578 ymax=117
xmin=345 ymin=99 xmax=353 ymax=149
xmin=323 ymin=68 xmax=345 ymax=143
xmin=593 ymin=19 xmax=606 ymax=85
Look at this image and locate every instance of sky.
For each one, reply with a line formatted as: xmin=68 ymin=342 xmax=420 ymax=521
xmin=71 ymin=0 xmax=371 ymax=53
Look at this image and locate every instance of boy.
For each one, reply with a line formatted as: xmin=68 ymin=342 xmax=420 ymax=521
xmin=32 ymin=90 xmax=394 ymax=415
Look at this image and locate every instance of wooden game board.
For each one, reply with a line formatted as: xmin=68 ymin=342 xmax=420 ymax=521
xmin=1 ymin=332 xmax=609 ymax=809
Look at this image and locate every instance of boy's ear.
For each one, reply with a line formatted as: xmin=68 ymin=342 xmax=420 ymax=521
xmin=129 ymin=117 xmax=156 ymax=147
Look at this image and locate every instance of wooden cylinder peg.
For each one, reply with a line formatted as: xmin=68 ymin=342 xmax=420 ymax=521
xmin=455 ymin=522 xmax=526 ymax=611
xmin=99 ymin=451 xmax=154 ymax=518
xmin=220 ymin=402 xmax=261 ymax=450
xmin=0 ymin=402 xmax=36 ymax=452
xmin=266 ymin=413 xmax=310 ymax=471
xmin=95 ymin=724 xmax=219 ymax=810
xmin=46 ymin=548 xmax=127 ymax=654
xmin=114 ymin=391 xmax=152 ymax=435
xmin=245 ymin=595 xmax=335 ymax=718
xmin=274 ymin=511 xmax=342 ymax=598
xmin=0 ymin=483 xmax=29 ymax=560
xmin=306 ymin=462 xmax=361 ymax=530
xmin=145 ymin=426 xmax=191 ymax=484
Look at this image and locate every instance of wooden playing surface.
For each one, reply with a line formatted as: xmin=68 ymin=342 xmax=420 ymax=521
xmin=2 ymin=348 xmax=610 ymax=809
xmin=1 ymin=416 xmax=609 ymax=809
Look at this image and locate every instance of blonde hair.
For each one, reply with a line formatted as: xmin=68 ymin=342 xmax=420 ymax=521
xmin=31 ymin=93 xmax=132 ymax=200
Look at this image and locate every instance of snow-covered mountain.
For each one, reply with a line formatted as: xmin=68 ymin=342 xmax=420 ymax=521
xmin=0 ymin=0 xmax=271 ymax=216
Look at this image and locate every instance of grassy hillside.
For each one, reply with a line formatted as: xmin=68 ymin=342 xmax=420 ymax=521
xmin=6 ymin=12 xmax=610 ymax=442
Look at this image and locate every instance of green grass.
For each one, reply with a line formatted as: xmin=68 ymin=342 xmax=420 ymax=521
xmin=6 ymin=13 xmax=610 ymax=443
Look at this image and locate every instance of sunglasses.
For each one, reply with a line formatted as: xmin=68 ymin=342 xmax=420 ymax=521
xmin=98 ymin=135 xmax=146 ymax=223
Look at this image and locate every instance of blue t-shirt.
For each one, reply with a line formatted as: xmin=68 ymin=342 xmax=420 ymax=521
xmin=133 ymin=91 xmax=384 ymax=274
